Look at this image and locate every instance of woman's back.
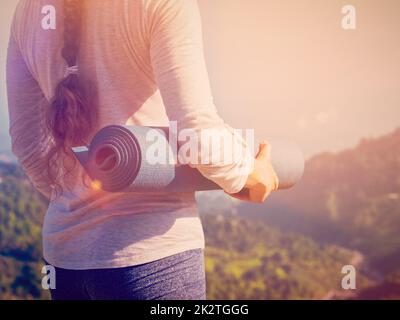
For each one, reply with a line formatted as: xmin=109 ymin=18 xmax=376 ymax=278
xmin=12 ymin=0 xmax=172 ymax=130
xmin=8 ymin=0 xmax=207 ymax=270
xmin=8 ymin=0 xmax=253 ymax=270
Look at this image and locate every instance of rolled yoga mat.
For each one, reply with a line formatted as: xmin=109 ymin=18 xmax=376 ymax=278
xmin=72 ymin=125 xmax=304 ymax=193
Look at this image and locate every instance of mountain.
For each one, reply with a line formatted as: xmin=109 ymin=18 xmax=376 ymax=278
xmin=202 ymin=213 xmax=372 ymax=300
xmin=0 ymin=151 xmax=16 ymax=164
xmin=236 ymin=128 xmax=400 ymax=298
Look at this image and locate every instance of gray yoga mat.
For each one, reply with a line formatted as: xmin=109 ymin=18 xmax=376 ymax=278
xmin=72 ymin=125 xmax=304 ymax=193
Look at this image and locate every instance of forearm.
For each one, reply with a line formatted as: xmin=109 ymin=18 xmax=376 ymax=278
xmin=149 ymin=0 xmax=254 ymax=194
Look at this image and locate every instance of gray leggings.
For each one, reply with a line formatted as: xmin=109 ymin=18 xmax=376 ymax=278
xmin=49 ymin=249 xmax=206 ymax=300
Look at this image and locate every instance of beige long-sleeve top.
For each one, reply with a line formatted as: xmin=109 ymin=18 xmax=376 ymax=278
xmin=6 ymin=0 xmax=253 ymax=270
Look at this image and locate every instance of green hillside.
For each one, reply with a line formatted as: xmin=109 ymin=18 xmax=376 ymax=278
xmin=202 ymin=213 xmax=370 ymax=300
xmin=238 ymin=128 xmax=400 ymax=298
xmin=0 ymin=162 xmax=49 ymax=299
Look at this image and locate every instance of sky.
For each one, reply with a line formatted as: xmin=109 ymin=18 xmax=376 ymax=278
xmin=1 ymin=0 xmax=400 ymax=157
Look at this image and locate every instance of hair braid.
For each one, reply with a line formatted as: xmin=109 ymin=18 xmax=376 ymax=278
xmin=46 ymin=0 xmax=96 ymax=193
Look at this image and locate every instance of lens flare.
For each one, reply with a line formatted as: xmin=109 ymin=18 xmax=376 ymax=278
xmin=91 ymin=180 xmax=103 ymax=191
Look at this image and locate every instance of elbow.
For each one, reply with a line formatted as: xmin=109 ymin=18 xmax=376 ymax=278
xmin=9 ymin=132 xmax=47 ymax=176
xmin=9 ymin=124 xmax=48 ymax=162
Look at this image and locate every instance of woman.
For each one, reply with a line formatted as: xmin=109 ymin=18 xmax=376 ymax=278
xmin=7 ymin=0 xmax=278 ymax=300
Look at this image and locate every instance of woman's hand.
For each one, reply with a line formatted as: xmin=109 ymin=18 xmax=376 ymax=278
xmin=228 ymin=141 xmax=279 ymax=203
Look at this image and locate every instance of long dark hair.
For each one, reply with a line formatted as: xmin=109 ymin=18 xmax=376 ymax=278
xmin=46 ymin=0 xmax=96 ymax=193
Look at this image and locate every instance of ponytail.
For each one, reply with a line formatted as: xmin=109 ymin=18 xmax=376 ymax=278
xmin=46 ymin=0 xmax=95 ymax=193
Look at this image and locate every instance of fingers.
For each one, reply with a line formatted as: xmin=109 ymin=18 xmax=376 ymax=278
xmin=256 ymin=141 xmax=271 ymax=161
xmin=225 ymin=188 xmax=250 ymax=202
xmin=227 ymin=192 xmax=251 ymax=202
xmin=257 ymin=140 xmax=279 ymax=192
xmin=226 ymin=187 xmax=271 ymax=204
xmin=227 ymin=140 xmax=278 ymax=204
xmin=272 ymin=170 xmax=280 ymax=192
